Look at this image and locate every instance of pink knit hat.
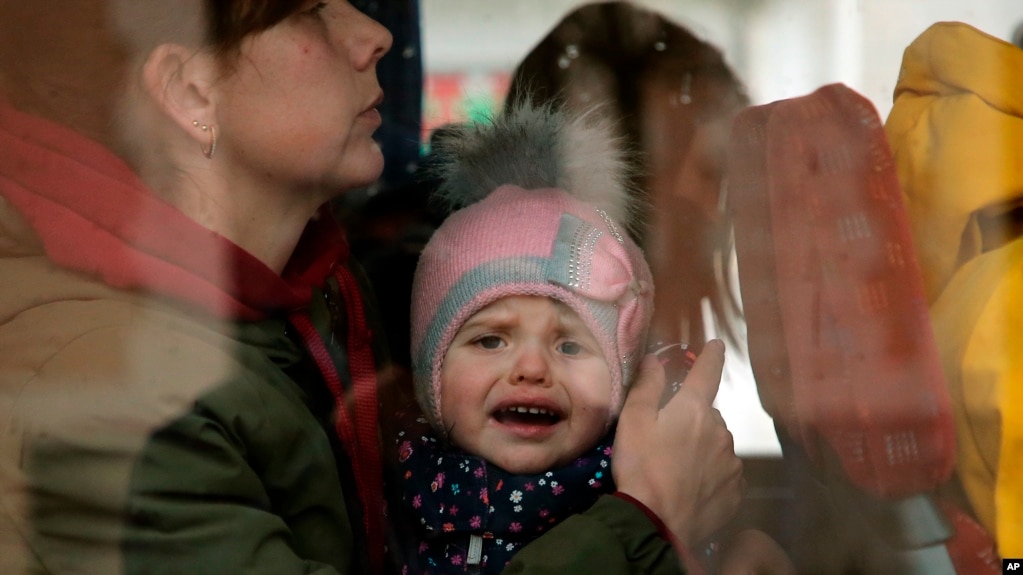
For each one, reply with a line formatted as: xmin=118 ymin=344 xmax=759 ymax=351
xmin=410 ymin=103 xmax=654 ymax=435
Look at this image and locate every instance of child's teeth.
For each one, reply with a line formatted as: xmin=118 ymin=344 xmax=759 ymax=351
xmin=507 ymin=406 xmax=551 ymax=415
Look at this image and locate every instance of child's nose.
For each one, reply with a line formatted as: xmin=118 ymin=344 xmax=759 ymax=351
xmin=511 ymin=345 xmax=550 ymax=386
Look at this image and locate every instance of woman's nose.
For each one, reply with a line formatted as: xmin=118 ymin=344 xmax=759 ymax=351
xmin=511 ymin=345 xmax=550 ymax=386
xmin=368 ymin=20 xmax=392 ymax=66
xmin=353 ymin=10 xmax=393 ymax=69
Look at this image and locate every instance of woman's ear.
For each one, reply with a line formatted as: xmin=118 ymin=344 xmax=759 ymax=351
xmin=140 ymin=43 xmax=218 ymax=147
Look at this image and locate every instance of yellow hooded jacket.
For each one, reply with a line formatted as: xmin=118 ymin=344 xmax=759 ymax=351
xmin=885 ymin=21 xmax=1023 ymax=556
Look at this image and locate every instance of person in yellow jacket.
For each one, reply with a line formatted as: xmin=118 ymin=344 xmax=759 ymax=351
xmin=885 ymin=20 xmax=1023 ymax=557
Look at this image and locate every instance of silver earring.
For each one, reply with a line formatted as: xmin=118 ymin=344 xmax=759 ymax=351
xmin=193 ymin=120 xmax=217 ymax=159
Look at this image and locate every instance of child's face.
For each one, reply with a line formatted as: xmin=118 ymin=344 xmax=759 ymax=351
xmin=439 ymin=295 xmax=613 ymax=474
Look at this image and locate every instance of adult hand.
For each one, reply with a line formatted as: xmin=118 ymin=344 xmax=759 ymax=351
xmin=612 ymin=339 xmax=743 ymax=547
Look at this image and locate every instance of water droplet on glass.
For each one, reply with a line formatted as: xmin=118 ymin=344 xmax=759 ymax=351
xmin=679 ymin=73 xmax=693 ymax=105
xmin=406 ymin=162 xmax=418 ymax=174
xmin=654 ymin=41 xmax=667 ymax=51
xmin=566 ymin=44 xmax=580 ymax=59
xmin=402 ymin=46 xmax=417 ymax=59
xmin=558 ymin=56 xmax=571 ymax=69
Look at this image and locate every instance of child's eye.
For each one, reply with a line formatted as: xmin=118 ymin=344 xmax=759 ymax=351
xmin=557 ymin=341 xmax=582 ymax=356
xmin=474 ymin=335 xmax=505 ymax=350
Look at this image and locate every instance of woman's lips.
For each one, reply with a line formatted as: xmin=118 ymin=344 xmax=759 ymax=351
xmin=359 ymin=92 xmax=384 ymax=124
xmin=359 ymin=107 xmax=382 ymax=125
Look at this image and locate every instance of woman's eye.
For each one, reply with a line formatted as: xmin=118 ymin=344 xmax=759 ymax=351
xmin=558 ymin=341 xmax=582 ymax=356
xmin=475 ymin=335 xmax=504 ymax=350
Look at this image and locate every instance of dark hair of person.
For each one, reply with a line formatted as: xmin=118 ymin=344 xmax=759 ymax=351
xmin=205 ymin=0 xmax=307 ymax=56
xmin=506 ymin=1 xmax=747 ymax=230
xmin=0 ymin=1 xmax=308 ymax=149
xmin=110 ymin=0 xmax=310 ymax=62
xmin=506 ymin=1 xmax=748 ymax=347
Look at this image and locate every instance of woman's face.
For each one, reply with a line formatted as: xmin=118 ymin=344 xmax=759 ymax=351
xmin=211 ymin=0 xmax=392 ymax=200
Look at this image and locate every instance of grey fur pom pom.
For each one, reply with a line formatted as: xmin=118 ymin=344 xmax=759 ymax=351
xmin=431 ymin=101 xmax=638 ymax=231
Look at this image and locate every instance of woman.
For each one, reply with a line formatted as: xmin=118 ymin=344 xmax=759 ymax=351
xmin=506 ymin=1 xmax=749 ymax=349
xmin=0 ymin=2 xmax=741 ymax=574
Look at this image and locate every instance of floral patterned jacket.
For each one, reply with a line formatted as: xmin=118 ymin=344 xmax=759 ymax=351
xmin=390 ymin=411 xmax=614 ymax=574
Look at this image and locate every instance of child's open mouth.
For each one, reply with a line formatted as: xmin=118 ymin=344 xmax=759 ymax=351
xmin=492 ymin=405 xmax=563 ymax=427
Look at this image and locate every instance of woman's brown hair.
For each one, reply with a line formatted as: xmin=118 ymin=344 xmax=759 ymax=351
xmin=506 ymin=1 xmax=749 ymax=349
xmin=0 ymin=0 xmax=307 ymax=146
